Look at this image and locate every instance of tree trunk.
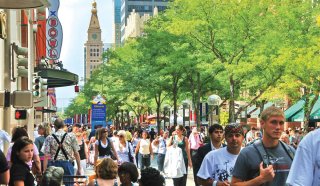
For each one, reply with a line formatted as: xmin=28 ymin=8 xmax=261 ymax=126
xmin=172 ymin=74 xmax=179 ymax=127
xmin=229 ymin=75 xmax=236 ymax=122
xmin=155 ymin=93 xmax=162 ymax=135
xmin=196 ymin=72 xmax=201 ymax=128
xmin=304 ymin=93 xmax=318 ymax=129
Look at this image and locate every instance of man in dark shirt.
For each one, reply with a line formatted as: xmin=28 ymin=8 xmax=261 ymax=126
xmin=232 ymin=106 xmax=295 ymax=186
xmin=193 ymin=124 xmax=225 ymax=186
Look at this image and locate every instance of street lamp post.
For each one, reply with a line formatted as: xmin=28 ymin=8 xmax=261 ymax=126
xmin=121 ymin=109 xmax=124 ymax=129
xmin=116 ymin=112 xmax=121 ymax=130
xmin=129 ymin=111 xmax=135 ymax=128
xmin=182 ymin=100 xmax=189 ymax=127
xmin=207 ymin=94 xmax=221 ymax=126
xmin=163 ymin=105 xmax=169 ymax=131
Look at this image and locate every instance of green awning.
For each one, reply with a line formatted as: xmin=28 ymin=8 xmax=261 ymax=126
xmin=290 ymin=109 xmax=304 ymax=122
xmin=285 ymin=95 xmax=320 ymax=122
xmin=285 ymin=99 xmax=305 ymax=121
xmin=310 ymin=108 xmax=320 ymax=121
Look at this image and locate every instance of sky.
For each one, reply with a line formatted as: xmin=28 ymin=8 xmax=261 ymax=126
xmin=55 ymin=0 xmax=113 ymax=108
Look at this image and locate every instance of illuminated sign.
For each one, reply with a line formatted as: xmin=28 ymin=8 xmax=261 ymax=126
xmin=46 ymin=0 xmax=63 ymax=60
xmin=15 ymin=110 xmax=27 ymax=120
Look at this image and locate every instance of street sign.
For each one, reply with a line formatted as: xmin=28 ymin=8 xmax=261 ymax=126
xmin=91 ymin=104 xmax=106 ymax=127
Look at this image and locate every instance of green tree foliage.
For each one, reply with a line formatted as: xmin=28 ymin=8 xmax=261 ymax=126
xmin=165 ymin=0 xmax=320 ymax=122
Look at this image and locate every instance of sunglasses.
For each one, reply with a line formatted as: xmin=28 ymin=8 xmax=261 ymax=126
xmin=119 ymin=135 xmax=124 ymax=138
xmin=102 ymin=130 xmax=108 ymax=133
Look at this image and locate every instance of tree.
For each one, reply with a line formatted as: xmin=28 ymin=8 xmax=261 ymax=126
xmin=165 ymin=0 xmax=320 ymax=122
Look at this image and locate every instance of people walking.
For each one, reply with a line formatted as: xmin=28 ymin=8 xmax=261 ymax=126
xmin=94 ymin=127 xmax=119 ymax=164
xmin=286 ymin=128 xmax=320 ymax=186
xmin=118 ymin=162 xmax=139 ymax=186
xmin=35 ymin=123 xmax=51 ymax=173
xmin=75 ymin=131 xmax=88 ymax=175
xmin=167 ymin=125 xmax=192 ymax=186
xmin=197 ymin=123 xmax=244 ymax=186
xmin=87 ymin=158 xmax=118 ymax=186
xmin=9 ymin=136 xmax=35 ymax=186
xmin=188 ymin=127 xmax=203 ymax=185
xmin=116 ymin=130 xmax=135 ymax=164
xmin=42 ymin=118 xmax=81 ymax=186
xmin=153 ymin=131 xmax=168 ymax=172
xmin=194 ymin=124 xmax=225 ymax=186
xmin=135 ymin=130 xmax=153 ymax=170
xmin=7 ymin=126 xmax=41 ymax=175
xmin=131 ymin=131 xmax=140 ymax=167
xmin=231 ymin=106 xmax=295 ymax=186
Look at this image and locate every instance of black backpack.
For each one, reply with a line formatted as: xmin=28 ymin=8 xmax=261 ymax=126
xmin=252 ymin=139 xmax=294 ymax=168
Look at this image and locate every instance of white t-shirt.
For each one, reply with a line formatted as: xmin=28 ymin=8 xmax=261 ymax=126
xmin=197 ymin=147 xmax=239 ymax=182
xmin=139 ymin=139 xmax=150 ymax=155
xmin=286 ymin=129 xmax=320 ymax=186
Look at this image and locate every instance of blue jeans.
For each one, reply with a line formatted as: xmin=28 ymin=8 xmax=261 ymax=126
xmin=139 ymin=153 xmax=150 ymax=170
xmin=48 ymin=160 xmax=74 ymax=186
xmin=157 ymin=153 xmax=165 ymax=172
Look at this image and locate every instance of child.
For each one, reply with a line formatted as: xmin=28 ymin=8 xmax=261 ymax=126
xmin=9 ymin=136 xmax=35 ymax=186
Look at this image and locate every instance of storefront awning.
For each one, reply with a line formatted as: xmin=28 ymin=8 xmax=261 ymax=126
xmin=35 ymin=68 xmax=78 ymax=88
xmin=285 ymin=99 xmax=305 ymax=121
xmin=250 ymin=102 xmax=274 ymax=118
xmin=0 ymin=0 xmax=48 ymax=9
xmin=285 ymin=95 xmax=320 ymax=122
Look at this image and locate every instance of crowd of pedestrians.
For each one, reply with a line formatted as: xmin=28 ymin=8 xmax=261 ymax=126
xmin=0 ymin=105 xmax=319 ymax=185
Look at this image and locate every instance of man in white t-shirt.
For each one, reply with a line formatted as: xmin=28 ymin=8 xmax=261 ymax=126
xmin=197 ymin=123 xmax=244 ymax=186
xmin=286 ymin=128 xmax=320 ymax=186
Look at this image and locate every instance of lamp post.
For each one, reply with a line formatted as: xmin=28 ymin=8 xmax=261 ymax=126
xmin=163 ymin=105 xmax=169 ymax=131
xmin=129 ymin=111 xmax=135 ymax=128
xmin=120 ymin=109 xmax=124 ymax=129
xmin=182 ymin=100 xmax=189 ymax=127
xmin=207 ymin=94 xmax=221 ymax=126
xmin=116 ymin=112 xmax=121 ymax=130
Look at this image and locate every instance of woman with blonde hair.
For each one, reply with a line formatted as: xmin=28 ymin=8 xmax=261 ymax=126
xmin=116 ymin=130 xmax=135 ymax=165
xmin=88 ymin=158 xmax=118 ymax=186
xmin=35 ymin=122 xmax=51 ymax=172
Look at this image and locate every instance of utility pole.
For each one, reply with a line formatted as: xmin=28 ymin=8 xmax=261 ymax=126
xmin=27 ymin=9 xmax=35 ymax=140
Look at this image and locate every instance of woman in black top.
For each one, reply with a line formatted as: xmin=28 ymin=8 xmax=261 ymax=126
xmin=76 ymin=132 xmax=88 ymax=175
xmin=94 ymin=127 xmax=119 ymax=165
xmin=9 ymin=136 xmax=35 ymax=186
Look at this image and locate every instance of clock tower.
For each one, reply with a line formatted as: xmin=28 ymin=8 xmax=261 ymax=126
xmin=84 ymin=1 xmax=103 ymax=81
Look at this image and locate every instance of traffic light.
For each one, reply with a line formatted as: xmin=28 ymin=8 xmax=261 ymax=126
xmin=32 ymin=76 xmax=41 ymax=97
xmin=39 ymin=78 xmax=48 ymax=97
xmin=12 ymin=43 xmax=28 ymax=78
xmin=15 ymin=110 xmax=27 ymax=120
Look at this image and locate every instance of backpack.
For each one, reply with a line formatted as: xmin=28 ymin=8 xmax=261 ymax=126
xmin=252 ymin=139 xmax=294 ymax=168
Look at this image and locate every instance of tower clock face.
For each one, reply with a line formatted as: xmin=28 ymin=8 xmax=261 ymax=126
xmin=92 ymin=33 xmax=97 ymax=40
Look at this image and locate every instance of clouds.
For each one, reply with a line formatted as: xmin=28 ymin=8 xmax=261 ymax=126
xmin=56 ymin=0 xmax=113 ymax=107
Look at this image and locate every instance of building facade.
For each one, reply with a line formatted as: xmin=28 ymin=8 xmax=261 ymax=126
xmin=84 ymin=1 xmax=104 ymax=81
xmin=118 ymin=0 xmax=169 ymax=44
xmin=113 ymin=0 xmax=122 ymax=47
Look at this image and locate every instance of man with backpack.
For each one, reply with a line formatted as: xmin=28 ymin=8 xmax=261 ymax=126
xmin=42 ymin=118 xmax=81 ymax=186
xmin=231 ymin=106 xmax=295 ymax=186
